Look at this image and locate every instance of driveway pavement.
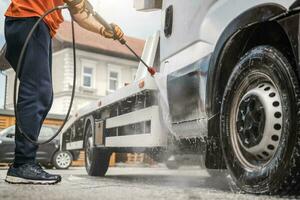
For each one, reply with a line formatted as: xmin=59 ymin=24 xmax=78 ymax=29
xmin=0 ymin=166 xmax=290 ymax=200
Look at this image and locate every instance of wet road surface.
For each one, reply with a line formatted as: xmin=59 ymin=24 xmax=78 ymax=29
xmin=0 ymin=166 xmax=291 ymax=200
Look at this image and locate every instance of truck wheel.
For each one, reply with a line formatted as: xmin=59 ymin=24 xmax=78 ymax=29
xmin=165 ymin=156 xmax=179 ymax=170
xmin=53 ymin=151 xmax=73 ymax=169
xmin=84 ymin=122 xmax=111 ymax=176
xmin=206 ymin=169 xmax=226 ymax=178
xmin=220 ymin=46 xmax=300 ymax=195
xmin=166 ymin=161 xmax=179 ymax=170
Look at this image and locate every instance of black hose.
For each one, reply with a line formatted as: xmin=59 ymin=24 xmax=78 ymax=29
xmin=13 ymin=5 xmax=76 ymax=145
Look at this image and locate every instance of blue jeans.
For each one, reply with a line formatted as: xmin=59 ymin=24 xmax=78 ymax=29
xmin=5 ymin=17 xmax=53 ymax=165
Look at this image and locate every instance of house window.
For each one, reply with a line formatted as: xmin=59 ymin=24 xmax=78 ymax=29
xmin=83 ymin=67 xmax=93 ymax=88
xmin=81 ymin=59 xmax=96 ymax=89
xmin=108 ymin=71 xmax=119 ymax=92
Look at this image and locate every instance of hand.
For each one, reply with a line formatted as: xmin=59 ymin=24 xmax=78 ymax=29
xmin=65 ymin=0 xmax=86 ymax=14
xmin=100 ymin=23 xmax=124 ymax=41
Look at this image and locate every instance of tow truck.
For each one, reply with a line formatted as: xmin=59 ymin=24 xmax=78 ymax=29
xmin=61 ymin=0 xmax=300 ymax=195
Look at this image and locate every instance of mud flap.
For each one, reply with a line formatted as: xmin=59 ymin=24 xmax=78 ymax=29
xmin=205 ymin=113 xmax=226 ymax=169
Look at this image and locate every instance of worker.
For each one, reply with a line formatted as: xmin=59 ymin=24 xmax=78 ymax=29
xmin=4 ymin=0 xmax=124 ymax=184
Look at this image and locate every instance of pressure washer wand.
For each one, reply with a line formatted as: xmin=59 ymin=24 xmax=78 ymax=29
xmin=93 ymin=13 xmax=156 ymax=76
xmin=123 ymin=43 xmax=156 ymax=76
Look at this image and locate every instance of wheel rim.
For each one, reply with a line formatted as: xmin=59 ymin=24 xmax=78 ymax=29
xmin=56 ymin=152 xmax=71 ymax=168
xmin=85 ymin=125 xmax=93 ymax=168
xmin=230 ymin=74 xmax=283 ymax=169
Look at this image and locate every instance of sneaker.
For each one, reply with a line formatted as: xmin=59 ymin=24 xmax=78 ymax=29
xmin=5 ymin=163 xmax=61 ymax=185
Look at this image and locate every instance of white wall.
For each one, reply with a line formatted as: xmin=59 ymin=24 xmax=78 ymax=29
xmin=50 ymin=48 xmax=139 ymax=115
xmin=0 ymin=72 xmax=6 ymax=109
xmin=5 ymin=48 xmax=139 ymax=115
xmin=4 ymin=68 xmax=15 ymax=110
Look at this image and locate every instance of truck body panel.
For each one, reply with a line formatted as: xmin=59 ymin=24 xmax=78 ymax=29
xmin=160 ymin=0 xmax=294 ymax=62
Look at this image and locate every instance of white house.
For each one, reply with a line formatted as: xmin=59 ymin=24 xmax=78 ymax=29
xmin=4 ymin=21 xmax=145 ymax=115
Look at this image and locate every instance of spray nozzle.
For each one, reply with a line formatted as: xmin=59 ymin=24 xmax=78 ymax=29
xmin=147 ymin=67 xmax=156 ymax=76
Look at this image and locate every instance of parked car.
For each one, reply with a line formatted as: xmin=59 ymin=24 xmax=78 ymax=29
xmin=0 ymin=125 xmax=79 ymax=169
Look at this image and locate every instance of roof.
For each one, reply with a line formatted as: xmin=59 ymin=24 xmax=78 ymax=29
xmin=54 ymin=21 xmax=145 ymax=61
xmin=0 ymin=109 xmax=65 ymax=120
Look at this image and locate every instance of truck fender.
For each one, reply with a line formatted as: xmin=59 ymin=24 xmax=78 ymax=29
xmin=207 ymin=3 xmax=287 ymax=117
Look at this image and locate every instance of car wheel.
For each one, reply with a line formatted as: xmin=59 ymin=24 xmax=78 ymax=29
xmin=220 ymin=46 xmax=300 ymax=195
xmin=53 ymin=151 xmax=73 ymax=169
xmin=84 ymin=121 xmax=111 ymax=176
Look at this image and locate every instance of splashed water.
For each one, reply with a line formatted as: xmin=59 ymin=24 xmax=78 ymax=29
xmin=152 ymin=72 xmax=168 ymax=105
xmin=151 ymin=72 xmax=178 ymax=137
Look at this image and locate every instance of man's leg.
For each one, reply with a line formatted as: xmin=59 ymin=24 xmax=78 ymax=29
xmin=39 ymin=39 xmax=54 ymax=133
xmin=4 ymin=17 xmax=60 ymax=184
xmin=5 ymin=17 xmax=53 ymax=164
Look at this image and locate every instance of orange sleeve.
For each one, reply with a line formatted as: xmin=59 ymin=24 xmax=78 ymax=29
xmin=5 ymin=0 xmax=65 ymax=37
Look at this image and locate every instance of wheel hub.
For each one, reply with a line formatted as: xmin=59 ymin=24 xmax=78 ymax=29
xmin=237 ymin=95 xmax=265 ymax=148
xmin=234 ymin=83 xmax=283 ymax=162
xmin=56 ymin=152 xmax=71 ymax=168
xmin=85 ymin=125 xmax=93 ymax=168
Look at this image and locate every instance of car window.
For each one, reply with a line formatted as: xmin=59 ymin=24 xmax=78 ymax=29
xmin=0 ymin=126 xmax=15 ymax=137
xmin=39 ymin=126 xmax=59 ymax=139
xmin=0 ymin=125 xmax=58 ymax=139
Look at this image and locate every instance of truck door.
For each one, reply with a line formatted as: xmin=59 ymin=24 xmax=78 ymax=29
xmin=160 ymin=0 xmax=217 ymax=61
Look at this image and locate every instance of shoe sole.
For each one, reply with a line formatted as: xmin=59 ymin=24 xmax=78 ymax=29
xmin=5 ymin=175 xmax=61 ymax=185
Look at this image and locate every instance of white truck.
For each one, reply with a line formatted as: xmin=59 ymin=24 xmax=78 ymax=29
xmin=61 ymin=0 xmax=300 ymax=195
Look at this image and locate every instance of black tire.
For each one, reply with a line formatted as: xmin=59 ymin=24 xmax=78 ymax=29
xmin=166 ymin=160 xmax=179 ymax=170
xmin=52 ymin=151 xmax=73 ymax=169
xmin=206 ymin=169 xmax=226 ymax=178
xmin=220 ymin=46 xmax=300 ymax=195
xmin=84 ymin=121 xmax=111 ymax=176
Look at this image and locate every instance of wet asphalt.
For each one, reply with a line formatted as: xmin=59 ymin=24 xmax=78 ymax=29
xmin=0 ymin=166 xmax=291 ymax=200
